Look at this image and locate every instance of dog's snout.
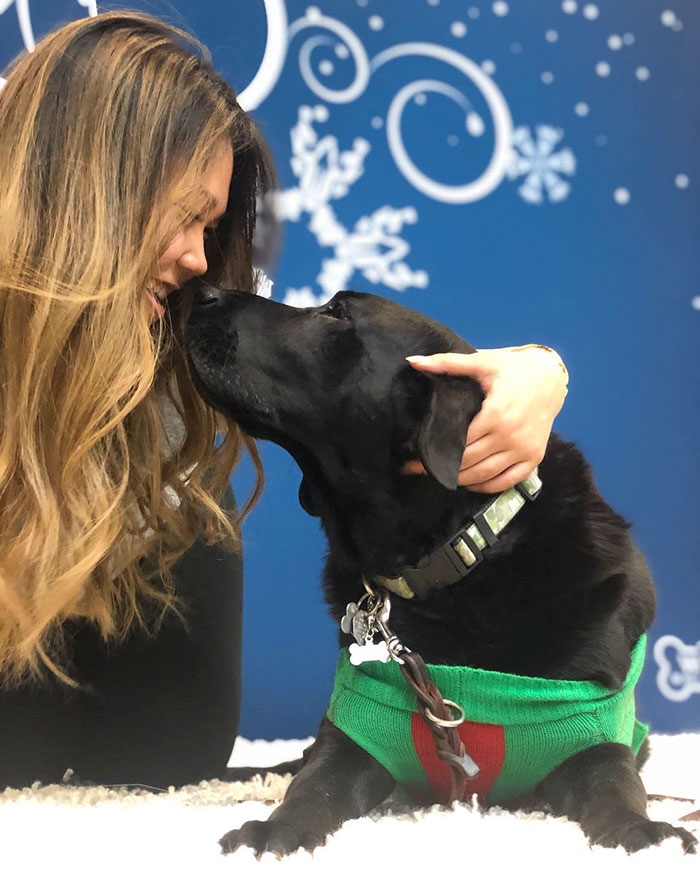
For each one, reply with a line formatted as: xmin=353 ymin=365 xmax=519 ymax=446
xmin=195 ymin=285 xmax=222 ymax=307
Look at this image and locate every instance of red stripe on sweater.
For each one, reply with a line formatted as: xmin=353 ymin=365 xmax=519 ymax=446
xmin=410 ymin=712 xmax=506 ymax=804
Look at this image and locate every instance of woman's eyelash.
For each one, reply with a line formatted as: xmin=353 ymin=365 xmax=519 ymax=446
xmin=191 ymin=213 xmax=218 ymax=238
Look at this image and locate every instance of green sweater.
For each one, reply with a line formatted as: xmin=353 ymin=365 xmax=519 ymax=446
xmin=327 ymin=635 xmax=649 ymax=805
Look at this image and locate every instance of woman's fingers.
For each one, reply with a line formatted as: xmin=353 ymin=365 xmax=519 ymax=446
xmin=464 ymin=403 xmax=502 ymax=444
xmin=456 ymin=450 xmax=516 ymax=487
xmin=458 ymin=432 xmax=500 ymax=471
xmin=406 ymin=352 xmax=485 ymax=375
xmin=401 ymin=433 xmax=500 ymax=478
xmin=464 ymin=461 xmax=538 ymax=494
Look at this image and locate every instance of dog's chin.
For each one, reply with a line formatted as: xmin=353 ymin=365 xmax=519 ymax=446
xmin=186 ymin=366 xmax=234 ymax=422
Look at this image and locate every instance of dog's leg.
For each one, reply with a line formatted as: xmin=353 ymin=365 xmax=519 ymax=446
xmin=535 ymin=742 xmax=697 ymax=854
xmin=219 ymin=716 xmax=395 ymax=857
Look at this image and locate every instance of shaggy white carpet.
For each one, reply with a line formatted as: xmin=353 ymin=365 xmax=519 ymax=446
xmin=0 ymin=734 xmax=697 ymax=873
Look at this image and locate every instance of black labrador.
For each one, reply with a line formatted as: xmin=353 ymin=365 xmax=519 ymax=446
xmin=184 ymin=286 xmax=696 ymax=857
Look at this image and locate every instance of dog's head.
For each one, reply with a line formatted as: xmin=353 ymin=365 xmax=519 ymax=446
xmin=185 ymin=287 xmax=483 ymax=516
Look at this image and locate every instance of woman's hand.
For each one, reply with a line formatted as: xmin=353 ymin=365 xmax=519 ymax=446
xmin=402 ymin=346 xmax=569 ymax=493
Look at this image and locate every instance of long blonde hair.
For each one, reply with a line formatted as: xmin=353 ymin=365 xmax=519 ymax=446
xmin=0 ymin=10 xmax=278 ymax=687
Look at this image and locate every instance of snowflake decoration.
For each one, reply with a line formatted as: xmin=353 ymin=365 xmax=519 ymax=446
xmin=506 ymin=125 xmax=577 ymax=204
xmin=270 ymin=105 xmax=428 ymax=307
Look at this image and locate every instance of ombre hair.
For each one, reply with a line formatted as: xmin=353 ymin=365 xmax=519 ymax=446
xmin=0 ymin=10 xmax=278 ymax=687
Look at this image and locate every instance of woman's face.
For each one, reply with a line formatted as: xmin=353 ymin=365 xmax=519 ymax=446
xmin=147 ymin=140 xmax=234 ymax=321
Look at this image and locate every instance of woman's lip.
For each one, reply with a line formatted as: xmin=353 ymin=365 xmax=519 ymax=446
xmin=155 ymin=281 xmax=178 ymax=298
xmin=147 ymin=291 xmax=165 ymax=318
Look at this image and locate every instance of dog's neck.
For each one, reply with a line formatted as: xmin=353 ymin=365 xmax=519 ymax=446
xmin=307 ymin=460 xmax=537 ymax=600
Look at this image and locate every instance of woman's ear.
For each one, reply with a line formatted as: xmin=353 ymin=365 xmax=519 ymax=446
xmin=416 ymin=374 xmax=484 ymax=490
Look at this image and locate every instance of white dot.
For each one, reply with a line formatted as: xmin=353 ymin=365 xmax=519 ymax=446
xmin=451 ymin=21 xmax=468 ymax=37
xmin=369 ymin=15 xmax=384 ymax=30
xmin=541 ymin=71 xmax=554 ymax=84
xmin=623 ymin=32 xmax=635 ymax=45
xmin=510 ymin=42 xmax=522 ymax=54
xmin=493 ymin=1 xmax=509 ymax=15
xmin=414 ymin=93 xmax=428 ymax=106
xmin=335 ymin=44 xmax=350 ymax=59
xmin=595 ymin=61 xmax=610 ymax=77
xmin=447 ymin=134 xmax=459 ymax=146
xmin=356 ymin=0 xmax=368 ymax=5
xmin=675 ymin=174 xmax=689 ymax=189
xmin=370 ymin=116 xmax=384 ymax=129
xmin=692 ymin=296 xmax=700 ymax=310
xmin=635 ymin=66 xmax=650 ymax=81
xmin=562 ymin=0 xmax=577 ymax=13
xmin=545 ymin=29 xmax=559 ymax=42
xmin=468 ymin=6 xmax=480 ymax=18
xmin=482 ymin=59 xmax=497 ymax=74
xmin=427 ymin=0 xmax=440 ymax=5
xmin=583 ymin=4 xmax=599 ymax=19
xmin=466 ymin=111 xmax=485 ymax=136
xmin=660 ymin=10 xmax=676 ymax=27
xmin=608 ymin=34 xmax=623 ymax=50
xmin=319 ymin=59 xmax=334 ymax=76
xmin=613 ymin=187 xmax=630 ymax=204
xmin=595 ymin=133 xmax=608 ymax=146
xmin=575 ymin=102 xmax=589 ymax=116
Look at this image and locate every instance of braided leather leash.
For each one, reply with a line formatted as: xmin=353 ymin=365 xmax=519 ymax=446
xmin=398 ymin=650 xmax=478 ymax=804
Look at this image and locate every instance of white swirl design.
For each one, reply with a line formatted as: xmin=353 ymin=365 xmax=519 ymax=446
xmin=373 ymin=44 xmax=512 ymax=203
xmin=286 ymin=13 xmax=513 ymax=203
xmin=287 ymin=6 xmax=369 ymax=104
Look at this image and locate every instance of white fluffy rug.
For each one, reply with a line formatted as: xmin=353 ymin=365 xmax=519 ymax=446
xmin=0 ymin=734 xmax=697 ymax=873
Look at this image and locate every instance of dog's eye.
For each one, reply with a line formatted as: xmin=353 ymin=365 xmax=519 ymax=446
xmin=320 ymin=299 xmax=350 ymax=320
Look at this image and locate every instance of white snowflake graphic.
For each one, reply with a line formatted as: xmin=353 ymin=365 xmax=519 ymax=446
xmin=506 ymin=125 xmax=576 ymax=204
xmin=270 ymin=104 xmax=428 ymax=307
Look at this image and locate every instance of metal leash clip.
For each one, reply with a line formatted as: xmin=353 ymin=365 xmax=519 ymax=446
xmin=340 ymin=579 xmax=411 ymax=665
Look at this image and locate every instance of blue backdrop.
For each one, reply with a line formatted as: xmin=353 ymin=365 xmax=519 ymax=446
xmin=1 ymin=0 xmax=697 ymax=739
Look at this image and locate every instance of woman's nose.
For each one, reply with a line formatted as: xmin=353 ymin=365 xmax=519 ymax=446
xmin=179 ymin=231 xmax=208 ymax=276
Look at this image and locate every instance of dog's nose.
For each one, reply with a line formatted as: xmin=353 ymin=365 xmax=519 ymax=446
xmin=194 ymin=285 xmax=222 ymax=307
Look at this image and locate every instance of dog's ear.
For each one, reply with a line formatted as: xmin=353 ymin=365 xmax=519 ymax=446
xmin=298 ymin=476 xmax=321 ymax=517
xmin=416 ymin=375 xmax=483 ymax=490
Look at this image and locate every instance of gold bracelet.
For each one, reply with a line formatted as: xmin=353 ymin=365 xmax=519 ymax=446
xmin=509 ymin=344 xmax=569 ymax=387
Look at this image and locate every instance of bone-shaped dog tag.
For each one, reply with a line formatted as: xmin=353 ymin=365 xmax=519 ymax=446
xmin=349 ymin=640 xmax=391 ymax=665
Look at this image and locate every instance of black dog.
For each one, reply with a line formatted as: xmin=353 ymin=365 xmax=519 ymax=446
xmin=184 ymin=286 xmax=697 ymax=857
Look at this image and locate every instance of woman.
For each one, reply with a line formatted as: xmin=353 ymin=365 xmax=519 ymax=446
xmin=0 ymin=11 xmax=567 ymax=790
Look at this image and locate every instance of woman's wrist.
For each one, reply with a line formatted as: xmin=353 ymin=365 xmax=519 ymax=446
xmin=507 ymin=343 xmax=569 ymax=388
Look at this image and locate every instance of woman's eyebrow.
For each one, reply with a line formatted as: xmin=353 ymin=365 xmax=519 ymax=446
xmin=200 ymin=190 xmax=225 ymax=218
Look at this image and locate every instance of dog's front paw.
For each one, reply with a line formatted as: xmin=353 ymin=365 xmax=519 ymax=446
xmin=591 ymin=815 xmax=697 ymax=854
xmin=219 ymin=819 xmax=325 ymax=858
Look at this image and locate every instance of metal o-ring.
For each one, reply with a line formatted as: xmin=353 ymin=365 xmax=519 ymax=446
xmin=424 ymin=699 xmax=465 ymax=728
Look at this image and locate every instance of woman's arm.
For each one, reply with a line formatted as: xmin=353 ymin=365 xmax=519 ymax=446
xmin=402 ymin=345 xmax=569 ymax=493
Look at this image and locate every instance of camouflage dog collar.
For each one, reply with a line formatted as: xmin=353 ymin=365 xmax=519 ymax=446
xmin=373 ymin=470 xmax=542 ymax=600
